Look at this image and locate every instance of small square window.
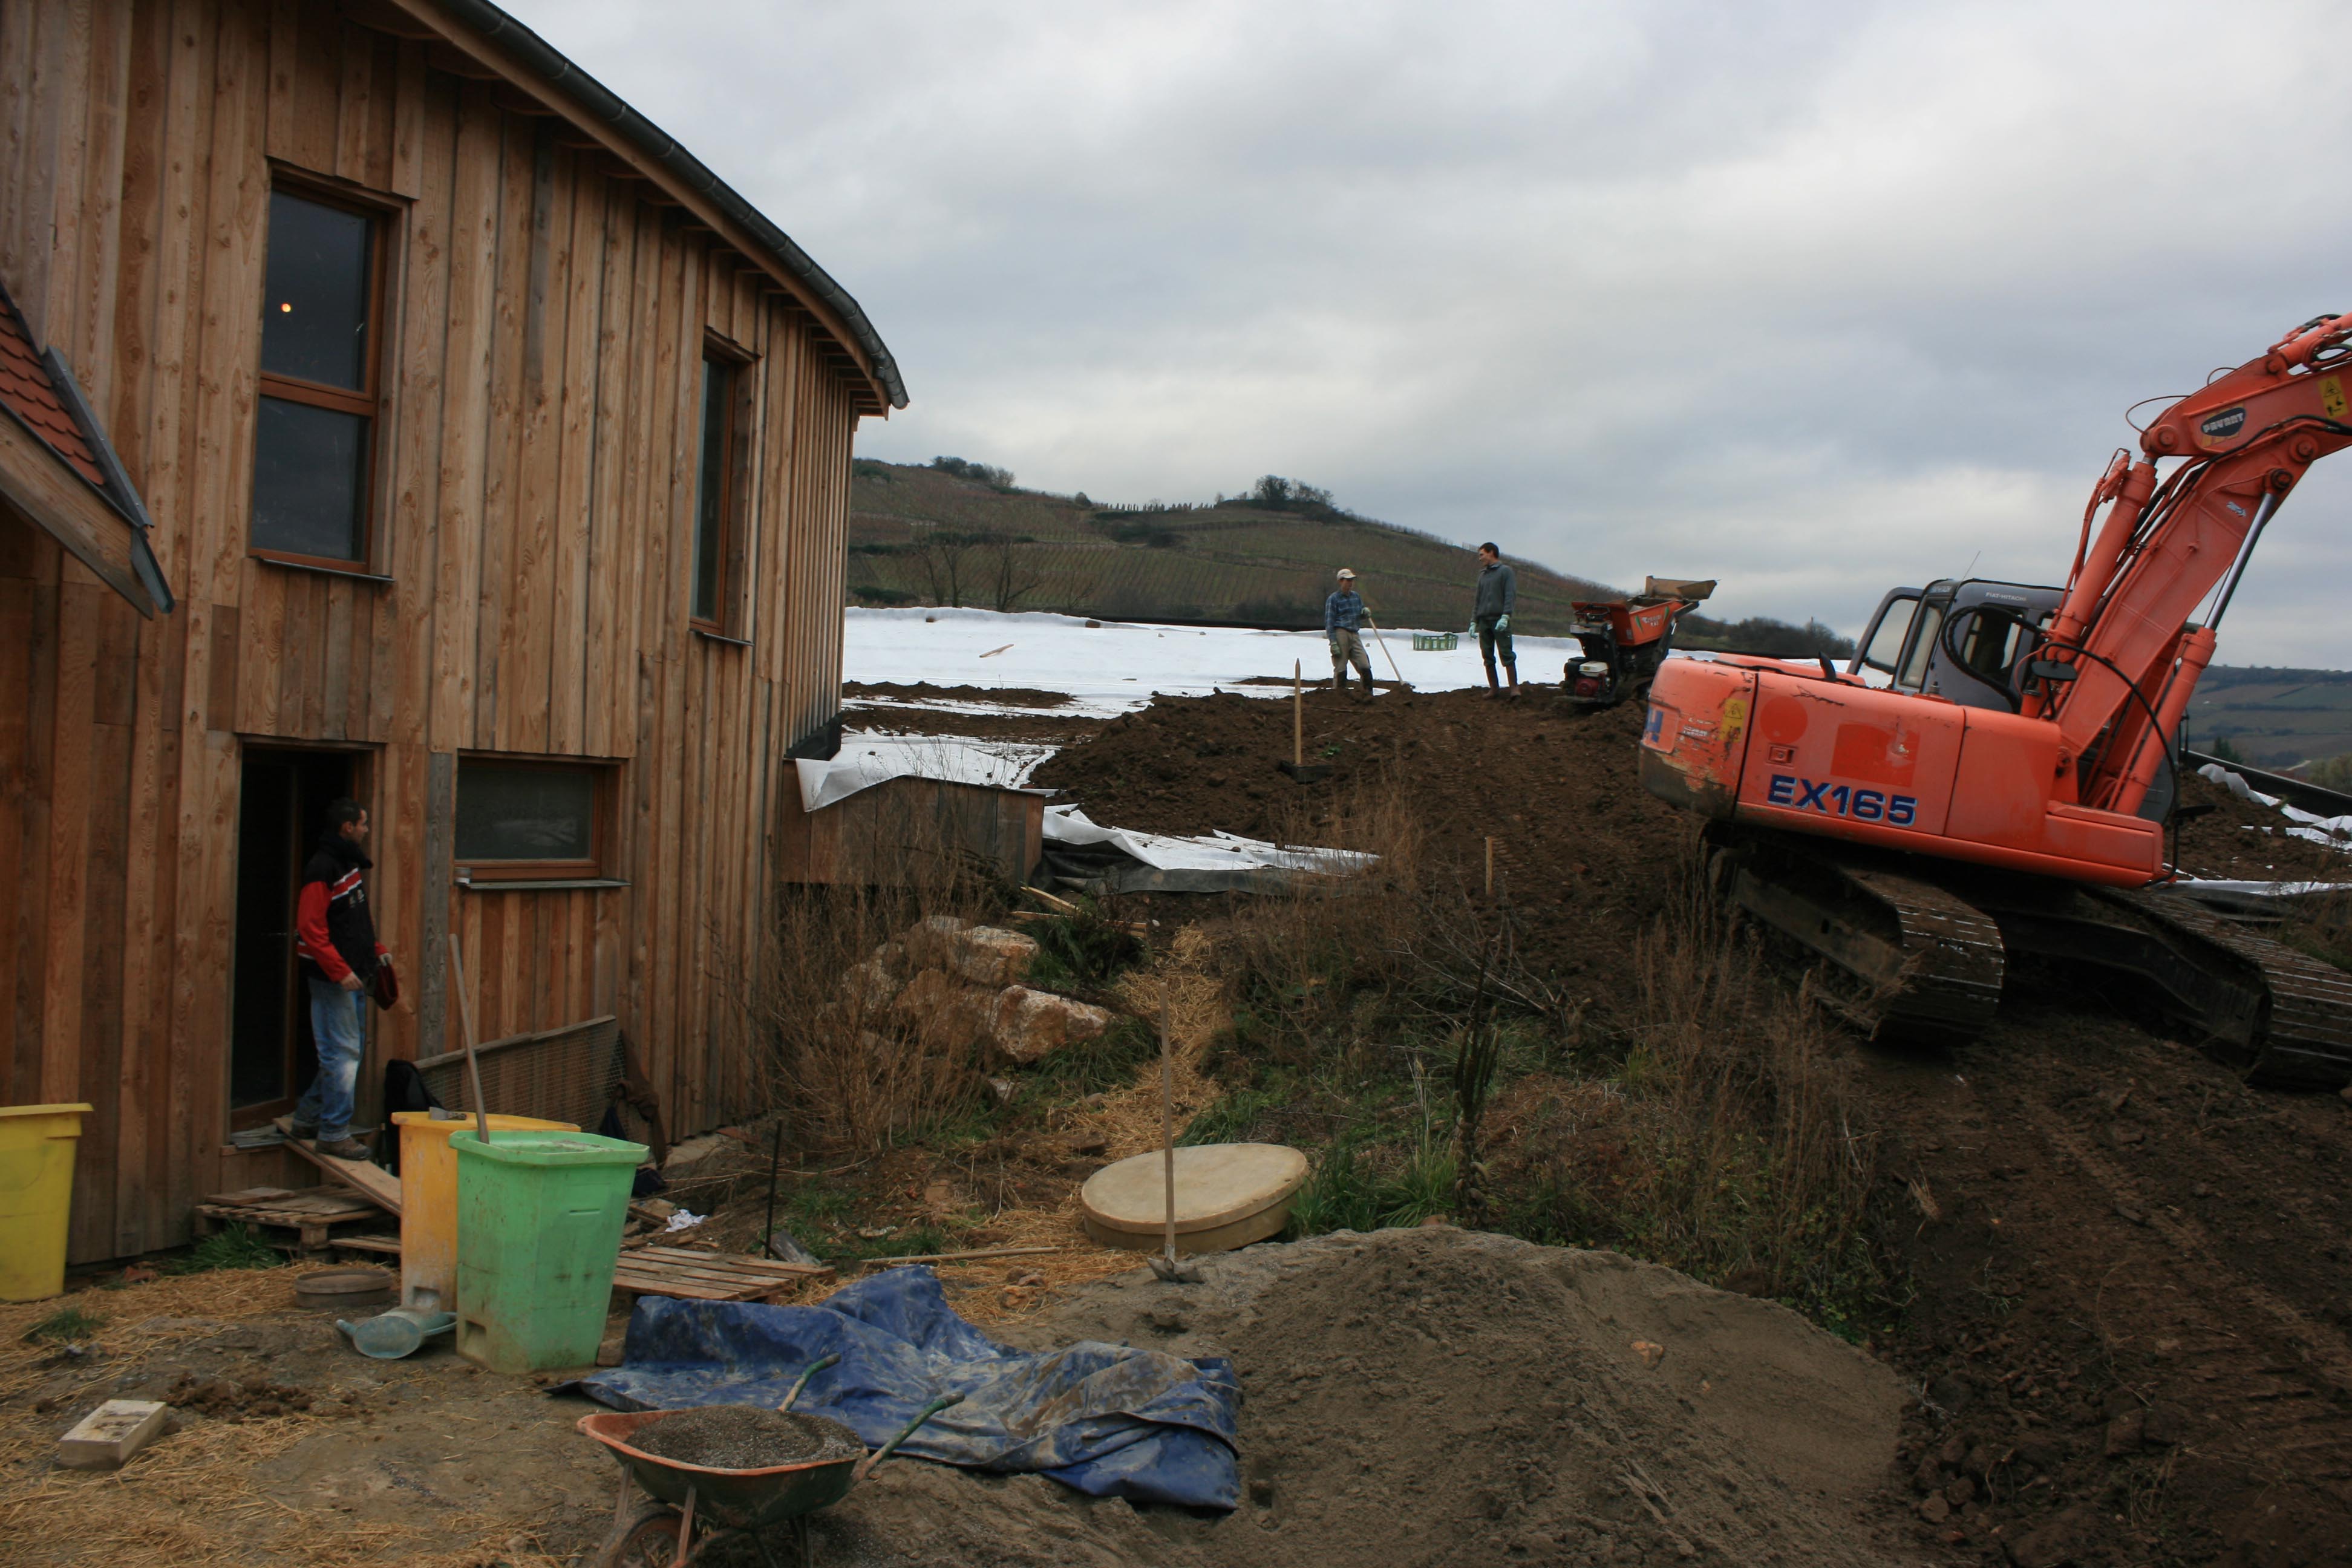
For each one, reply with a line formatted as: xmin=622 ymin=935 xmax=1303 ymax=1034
xmin=455 ymin=760 xmax=607 ymax=880
xmin=251 ymin=184 xmax=388 ymax=567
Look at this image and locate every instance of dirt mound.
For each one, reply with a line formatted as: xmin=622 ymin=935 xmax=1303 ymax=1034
xmin=1031 ymin=689 xmax=1695 ymax=976
xmin=848 ymin=681 xmax=1079 ymax=709
xmin=1031 ymin=690 xmax=2350 ymax=976
xmin=808 ymin=1228 xmax=1909 ymax=1567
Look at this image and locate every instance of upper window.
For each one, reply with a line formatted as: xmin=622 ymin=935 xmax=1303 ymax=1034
xmin=692 ymin=348 xmax=746 ymax=629
xmin=251 ymin=186 xmax=385 ymax=566
xmin=454 ymin=759 xmax=606 ymax=881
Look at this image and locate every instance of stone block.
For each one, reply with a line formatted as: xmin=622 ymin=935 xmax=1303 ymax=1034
xmin=946 ymin=925 xmax=1040 ymax=987
xmin=57 ymin=1400 xmax=169 ymax=1470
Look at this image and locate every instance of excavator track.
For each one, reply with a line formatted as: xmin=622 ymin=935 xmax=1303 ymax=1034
xmin=1707 ymin=827 xmax=2005 ymax=1050
xmin=1709 ymin=826 xmax=2352 ymax=1089
xmin=2112 ymin=887 xmax=2352 ymax=1089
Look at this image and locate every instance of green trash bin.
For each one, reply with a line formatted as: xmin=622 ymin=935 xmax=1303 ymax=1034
xmin=451 ymin=1128 xmax=647 ymax=1373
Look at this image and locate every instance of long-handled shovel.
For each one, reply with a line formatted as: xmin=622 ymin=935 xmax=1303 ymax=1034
xmin=1362 ymin=609 xmax=1408 ymax=690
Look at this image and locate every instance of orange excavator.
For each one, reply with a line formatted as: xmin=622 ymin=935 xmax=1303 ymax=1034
xmin=1641 ymin=314 xmax=2352 ymax=1086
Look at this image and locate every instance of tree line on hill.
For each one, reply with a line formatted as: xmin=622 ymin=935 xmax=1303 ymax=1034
xmin=848 ymin=456 xmax=1861 ymax=657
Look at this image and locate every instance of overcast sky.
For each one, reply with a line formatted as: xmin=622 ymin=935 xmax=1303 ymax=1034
xmin=509 ymin=0 xmax=2352 ymax=665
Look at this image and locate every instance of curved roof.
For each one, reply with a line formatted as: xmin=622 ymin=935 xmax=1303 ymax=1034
xmin=423 ymin=0 xmax=907 ymax=412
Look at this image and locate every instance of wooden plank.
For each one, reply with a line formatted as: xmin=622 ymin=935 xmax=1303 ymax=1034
xmin=38 ymin=581 xmax=98 ymax=1103
xmin=546 ymin=154 xmax=600 ymax=755
xmin=330 ymin=1233 xmax=401 ymax=1256
xmin=417 ymin=750 xmax=452 ymax=1056
xmin=504 ymin=121 xmax=563 ymax=754
xmin=428 ymin=79 xmax=496 ymax=755
xmin=278 ymin=1138 xmax=403 ymax=1216
xmin=471 ymin=104 xmax=535 ymax=751
xmin=332 ymin=19 xmax=373 ymax=183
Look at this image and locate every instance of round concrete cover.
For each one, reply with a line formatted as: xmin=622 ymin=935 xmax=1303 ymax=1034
xmin=1080 ymin=1143 xmax=1308 ymax=1236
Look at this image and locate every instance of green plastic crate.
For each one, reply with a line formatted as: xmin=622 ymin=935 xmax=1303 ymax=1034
xmin=451 ymin=1128 xmax=646 ymax=1372
xmin=1411 ymin=632 xmax=1459 ymax=652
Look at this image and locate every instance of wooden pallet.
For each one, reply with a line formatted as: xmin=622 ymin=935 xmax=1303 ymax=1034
xmin=610 ymin=1246 xmax=833 ymax=1304
xmin=328 ymin=1233 xmax=402 ymax=1258
xmin=195 ymin=1187 xmax=384 ymax=1251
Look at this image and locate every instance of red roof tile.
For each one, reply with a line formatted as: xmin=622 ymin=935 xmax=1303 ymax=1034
xmin=0 ymin=293 xmax=106 ymax=490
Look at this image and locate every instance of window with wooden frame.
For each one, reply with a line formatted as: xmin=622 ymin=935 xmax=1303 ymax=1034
xmin=691 ymin=338 xmax=753 ymax=632
xmin=453 ymin=759 xmax=612 ymax=883
xmin=250 ymin=181 xmax=390 ymax=567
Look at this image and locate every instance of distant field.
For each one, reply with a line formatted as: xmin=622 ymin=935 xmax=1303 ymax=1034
xmin=845 ymin=461 xmax=1619 ymax=638
xmin=2189 ymin=666 xmax=2352 ymax=770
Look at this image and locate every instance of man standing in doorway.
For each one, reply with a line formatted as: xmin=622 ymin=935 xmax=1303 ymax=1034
xmin=292 ymin=799 xmax=390 ymax=1159
xmin=1472 ymin=543 xmax=1519 ymax=697
xmin=1325 ymin=567 xmax=1374 ymax=697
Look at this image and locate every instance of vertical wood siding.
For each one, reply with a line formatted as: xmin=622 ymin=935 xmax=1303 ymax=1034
xmin=0 ymin=0 xmax=868 ymax=1261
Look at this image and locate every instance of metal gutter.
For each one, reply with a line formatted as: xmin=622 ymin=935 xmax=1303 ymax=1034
xmin=433 ymin=0 xmax=907 ymax=411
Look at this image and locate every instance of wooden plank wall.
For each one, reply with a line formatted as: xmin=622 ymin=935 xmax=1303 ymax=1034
xmin=0 ymin=0 xmax=868 ymax=1262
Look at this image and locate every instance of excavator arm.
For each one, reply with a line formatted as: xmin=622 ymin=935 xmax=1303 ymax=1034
xmin=2041 ymin=312 xmax=2352 ymax=814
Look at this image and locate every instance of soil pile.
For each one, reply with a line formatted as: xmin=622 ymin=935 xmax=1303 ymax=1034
xmin=1031 ymin=689 xmax=1694 ymax=976
xmin=629 ymin=1405 xmax=864 ymax=1470
xmin=810 ymin=1227 xmax=1910 ymax=1567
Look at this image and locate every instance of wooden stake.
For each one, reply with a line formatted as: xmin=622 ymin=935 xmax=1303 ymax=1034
xmin=1485 ymin=837 xmax=1495 ymax=898
xmin=1293 ymin=660 xmax=1303 ymax=766
xmin=447 ymin=935 xmax=492 ymax=1148
xmin=1159 ymin=995 xmax=1178 ymax=1267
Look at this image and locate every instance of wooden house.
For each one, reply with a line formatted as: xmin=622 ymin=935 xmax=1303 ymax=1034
xmin=0 ymin=0 xmax=906 ymax=1263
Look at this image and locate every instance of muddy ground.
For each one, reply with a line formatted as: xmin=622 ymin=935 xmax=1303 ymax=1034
xmin=1030 ymin=687 xmax=2352 ymax=1567
xmin=0 ymin=1229 xmax=1912 ymax=1568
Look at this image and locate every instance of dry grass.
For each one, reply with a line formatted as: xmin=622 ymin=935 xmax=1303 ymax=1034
xmin=751 ymin=791 xmax=1010 ymax=1152
xmin=0 ymin=1263 xmax=579 ymax=1568
xmin=0 ymin=1266 xmax=297 ymax=1403
xmin=1489 ymin=876 xmax=1884 ymax=1327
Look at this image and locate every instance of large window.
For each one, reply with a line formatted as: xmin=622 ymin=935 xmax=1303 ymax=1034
xmin=252 ymin=186 xmax=386 ymax=566
xmin=692 ymin=347 xmax=747 ymax=629
xmin=455 ymin=759 xmax=607 ymax=881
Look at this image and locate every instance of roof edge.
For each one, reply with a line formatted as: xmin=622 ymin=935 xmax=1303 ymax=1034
xmin=418 ymin=0 xmax=907 ymax=411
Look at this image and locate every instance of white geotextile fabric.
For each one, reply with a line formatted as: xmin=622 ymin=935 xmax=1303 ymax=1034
xmin=1042 ymin=804 xmax=1376 ymax=877
xmin=2195 ymin=763 xmax=2352 ymax=849
xmin=796 ymin=736 xmax=1054 ymax=812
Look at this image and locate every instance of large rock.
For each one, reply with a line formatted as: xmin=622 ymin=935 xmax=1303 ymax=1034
xmin=988 ymin=985 xmax=1114 ymax=1064
xmin=946 ymin=924 xmax=1040 ymax=987
xmin=890 ymin=969 xmax=998 ymax=1048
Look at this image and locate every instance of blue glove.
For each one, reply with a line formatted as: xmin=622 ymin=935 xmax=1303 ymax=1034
xmin=1497 ymin=614 xmax=1511 ymax=630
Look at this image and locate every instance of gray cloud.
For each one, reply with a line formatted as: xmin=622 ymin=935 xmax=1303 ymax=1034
xmin=510 ymin=0 xmax=2352 ymax=664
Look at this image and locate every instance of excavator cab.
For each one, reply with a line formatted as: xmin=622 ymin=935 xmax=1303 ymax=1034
xmin=1849 ymin=579 xmax=2065 ymax=712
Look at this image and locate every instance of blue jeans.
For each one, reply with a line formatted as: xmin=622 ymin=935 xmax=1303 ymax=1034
xmin=298 ymin=976 xmax=369 ymax=1140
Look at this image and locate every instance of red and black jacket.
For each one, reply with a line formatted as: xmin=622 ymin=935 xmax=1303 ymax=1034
xmin=296 ymin=834 xmax=386 ymax=986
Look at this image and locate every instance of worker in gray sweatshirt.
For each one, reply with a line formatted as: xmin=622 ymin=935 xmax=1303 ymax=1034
xmin=1472 ymin=543 xmax=1518 ymax=697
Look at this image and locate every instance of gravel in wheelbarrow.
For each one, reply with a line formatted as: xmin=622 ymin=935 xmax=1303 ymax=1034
xmin=628 ymin=1406 xmax=864 ymax=1471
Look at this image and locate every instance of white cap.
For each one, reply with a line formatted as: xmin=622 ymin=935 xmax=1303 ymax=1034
xmin=1336 ymin=567 xmax=1357 ymax=579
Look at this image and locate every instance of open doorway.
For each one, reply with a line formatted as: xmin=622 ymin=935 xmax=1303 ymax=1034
xmin=230 ymin=747 xmax=359 ymax=1131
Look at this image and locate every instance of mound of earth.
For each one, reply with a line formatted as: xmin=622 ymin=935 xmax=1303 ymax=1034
xmin=1032 ymin=690 xmax=1694 ymax=977
xmin=805 ymin=1227 xmax=1909 ymax=1567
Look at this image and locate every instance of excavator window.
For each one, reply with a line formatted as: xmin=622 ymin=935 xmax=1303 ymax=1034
xmin=1856 ymin=593 xmax=1920 ymax=676
xmin=1956 ymin=613 xmax=2022 ymax=681
xmin=1897 ymin=603 xmax=1945 ymax=690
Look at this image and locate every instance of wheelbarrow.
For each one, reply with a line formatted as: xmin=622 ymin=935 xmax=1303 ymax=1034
xmin=578 ymin=1354 xmax=961 ymax=1567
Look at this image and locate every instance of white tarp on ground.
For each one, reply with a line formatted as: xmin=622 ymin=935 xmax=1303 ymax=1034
xmin=2195 ymin=763 xmax=2352 ymax=850
xmin=796 ymin=736 xmax=1054 ymax=812
xmin=842 ymin=606 xmax=1587 ymax=716
xmin=1040 ymin=805 xmax=1377 ymax=895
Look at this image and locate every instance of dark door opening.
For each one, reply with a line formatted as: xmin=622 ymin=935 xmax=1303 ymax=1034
xmin=230 ymin=748 xmax=357 ymax=1129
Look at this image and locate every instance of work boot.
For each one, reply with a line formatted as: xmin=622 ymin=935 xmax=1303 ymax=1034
xmin=313 ymin=1135 xmax=369 ymax=1160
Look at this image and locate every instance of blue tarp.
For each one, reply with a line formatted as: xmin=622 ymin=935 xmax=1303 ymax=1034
xmin=577 ymin=1267 xmax=1241 ymax=1509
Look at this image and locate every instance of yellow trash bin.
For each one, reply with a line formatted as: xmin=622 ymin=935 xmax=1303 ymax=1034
xmin=0 ymin=1103 xmax=93 ymax=1302
xmin=392 ymin=1111 xmax=578 ymax=1312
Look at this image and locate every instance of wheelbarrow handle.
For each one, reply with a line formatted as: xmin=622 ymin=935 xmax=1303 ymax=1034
xmin=779 ymin=1353 xmax=841 ymax=1413
xmin=852 ymin=1393 xmax=964 ymax=1484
